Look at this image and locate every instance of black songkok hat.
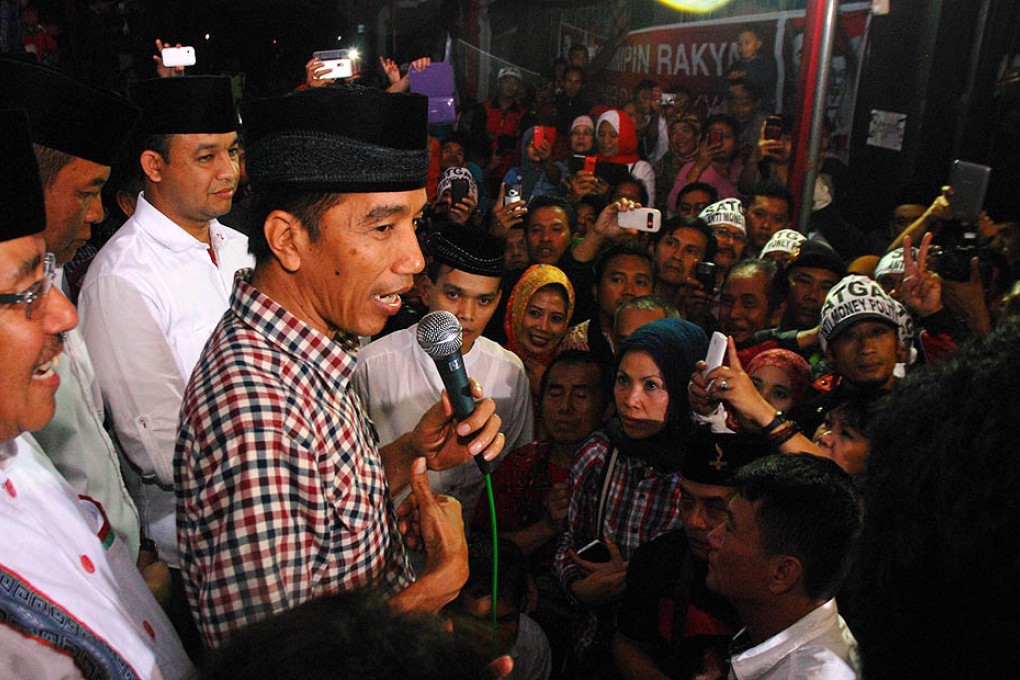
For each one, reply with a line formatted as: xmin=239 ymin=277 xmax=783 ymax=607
xmin=240 ymin=86 xmax=429 ymax=193
xmin=0 ymin=56 xmax=141 ymax=166
xmin=0 ymin=109 xmax=46 ymax=242
xmin=425 ymin=222 xmax=505 ymax=278
xmin=680 ymin=427 xmax=775 ymax=486
xmin=129 ymin=76 xmax=237 ymax=135
xmin=786 ymin=239 xmax=847 ymax=279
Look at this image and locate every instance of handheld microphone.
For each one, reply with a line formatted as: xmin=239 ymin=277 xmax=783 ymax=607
xmin=416 ymin=310 xmax=491 ymax=475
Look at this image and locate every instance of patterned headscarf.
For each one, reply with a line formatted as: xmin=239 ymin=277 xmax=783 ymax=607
xmin=595 ymin=109 xmax=641 ymax=164
xmin=746 ymin=349 xmax=812 ymax=408
xmin=504 ymin=264 xmax=576 ymax=367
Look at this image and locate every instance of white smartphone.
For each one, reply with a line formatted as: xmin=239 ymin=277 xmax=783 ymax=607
xmin=313 ymin=49 xmax=354 ymax=79
xmin=617 ymin=207 xmax=661 ymax=233
xmin=703 ymin=331 xmax=727 ymax=376
xmin=161 ymin=46 xmax=196 ymax=68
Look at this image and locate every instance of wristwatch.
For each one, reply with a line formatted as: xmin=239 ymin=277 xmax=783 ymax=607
xmin=762 ymin=411 xmax=788 ymax=434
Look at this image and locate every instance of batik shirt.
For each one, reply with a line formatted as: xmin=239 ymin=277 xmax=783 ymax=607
xmin=175 ymin=271 xmax=411 ymax=648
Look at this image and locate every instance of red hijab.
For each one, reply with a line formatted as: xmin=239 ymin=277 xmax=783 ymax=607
xmin=596 ymin=109 xmax=641 ymax=164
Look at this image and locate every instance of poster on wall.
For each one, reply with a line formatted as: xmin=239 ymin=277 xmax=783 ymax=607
xmin=565 ymin=2 xmax=871 ymax=162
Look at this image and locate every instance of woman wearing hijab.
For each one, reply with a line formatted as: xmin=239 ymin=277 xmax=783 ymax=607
xmin=505 ymin=264 xmax=576 ymax=402
xmin=595 ymin=109 xmax=657 ymax=208
xmin=569 ymin=115 xmax=596 ymax=155
xmin=721 ymin=348 xmax=811 ymax=432
xmin=502 ymin=126 xmax=562 ymax=205
xmin=553 ymin=318 xmax=708 ymax=670
xmin=745 ymin=349 xmax=811 ymax=412
xmin=652 ymin=114 xmax=702 ymax=213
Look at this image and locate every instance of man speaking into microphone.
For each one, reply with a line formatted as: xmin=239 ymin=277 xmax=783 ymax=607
xmin=354 ymin=222 xmax=533 ymax=524
xmin=174 ymin=87 xmax=505 ymax=648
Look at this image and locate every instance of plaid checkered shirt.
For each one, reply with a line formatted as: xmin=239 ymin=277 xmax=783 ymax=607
xmin=554 ymin=429 xmax=684 ymax=658
xmin=175 ymin=270 xmax=412 ymax=648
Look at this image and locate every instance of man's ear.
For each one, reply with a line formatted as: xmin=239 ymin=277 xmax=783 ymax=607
xmin=263 ymin=210 xmax=308 ymax=273
xmin=766 ymin=554 xmax=804 ymax=596
xmin=115 ymin=190 xmax=138 ymax=220
xmin=139 ymin=150 xmax=164 ymax=184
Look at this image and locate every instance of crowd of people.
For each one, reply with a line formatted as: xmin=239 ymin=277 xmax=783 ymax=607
xmin=1 ymin=17 xmax=1019 ymax=680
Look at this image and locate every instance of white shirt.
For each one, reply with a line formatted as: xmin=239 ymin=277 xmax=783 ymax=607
xmin=78 ymin=193 xmax=253 ymax=565
xmin=626 ymin=159 xmax=657 ymax=209
xmin=32 ymin=270 xmax=142 ymax=559
xmin=729 ymin=599 xmax=859 ymax=680
xmin=0 ymin=435 xmax=192 ymax=679
xmin=509 ymin=613 xmax=552 ymax=680
xmin=352 ymin=325 xmax=534 ymax=523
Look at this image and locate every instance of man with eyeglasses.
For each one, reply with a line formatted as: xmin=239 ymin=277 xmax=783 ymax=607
xmin=612 ymin=430 xmax=771 ymax=680
xmin=699 ymin=198 xmax=748 ymax=274
xmin=0 ymin=57 xmax=145 ymax=562
xmin=0 ymin=108 xmax=192 ymax=679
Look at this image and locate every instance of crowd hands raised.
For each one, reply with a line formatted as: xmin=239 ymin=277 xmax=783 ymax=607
xmin=1 ymin=22 xmax=1018 ymax=680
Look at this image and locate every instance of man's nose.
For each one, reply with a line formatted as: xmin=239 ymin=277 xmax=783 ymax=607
xmin=395 ymin=227 xmax=425 ymax=275
xmin=44 ymin=288 xmax=78 ymax=335
xmin=85 ymin=193 xmax=105 ymax=225
xmin=707 ymin=523 xmax=723 ymax=550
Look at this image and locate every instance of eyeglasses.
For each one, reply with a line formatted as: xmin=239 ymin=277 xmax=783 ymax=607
xmin=0 ymin=252 xmax=56 ymax=320
xmin=712 ymin=227 xmax=747 ymax=244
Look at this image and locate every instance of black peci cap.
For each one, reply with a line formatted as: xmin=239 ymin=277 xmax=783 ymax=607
xmin=129 ymin=76 xmax=237 ymax=136
xmin=0 ymin=109 xmax=46 ymax=242
xmin=0 ymin=56 xmax=140 ymax=166
xmin=240 ymin=86 xmax=429 ymax=194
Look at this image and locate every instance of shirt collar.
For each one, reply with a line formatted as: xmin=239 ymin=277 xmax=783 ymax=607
xmin=729 ymin=599 xmax=841 ymax=678
xmin=230 ymin=269 xmax=356 ymax=394
xmin=133 ymin=192 xmax=224 ymax=254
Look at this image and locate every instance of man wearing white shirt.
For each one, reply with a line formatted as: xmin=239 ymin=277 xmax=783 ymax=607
xmin=79 ymin=75 xmax=251 ymax=568
xmin=78 ymin=75 xmax=252 ymax=654
xmin=353 ymin=223 xmax=533 ymax=523
xmin=0 ymin=108 xmax=192 ymax=679
xmin=705 ymin=454 xmax=860 ymax=679
xmin=0 ymin=56 xmax=146 ymax=560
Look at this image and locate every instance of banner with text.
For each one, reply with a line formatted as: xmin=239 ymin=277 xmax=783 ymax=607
xmin=563 ymin=3 xmax=871 ymax=160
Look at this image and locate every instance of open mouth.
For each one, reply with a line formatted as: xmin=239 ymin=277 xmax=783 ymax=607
xmin=32 ymin=354 xmax=60 ymax=380
xmin=374 ymin=292 xmax=402 ymax=307
xmin=527 ymin=334 xmax=551 ymax=347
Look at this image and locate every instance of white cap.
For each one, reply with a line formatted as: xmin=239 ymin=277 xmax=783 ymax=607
xmin=699 ymin=198 xmax=746 ymax=234
xmin=498 ymin=66 xmax=523 ymax=82
xmin=874 ymin=247 xmax=918 ymax=281
xmin=760 ymin=228 xmax=807 ymax=257
xmin=819 ymin=275 xmax=901 ymax=350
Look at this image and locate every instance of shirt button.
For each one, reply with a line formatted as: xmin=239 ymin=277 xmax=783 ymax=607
xmin=143 ymin=621 xmax=155 ymax=639
xmin=81 ymin=555 xmax=95 ymax=574
xmin=4 ymin=479 xmax=16 ymax=498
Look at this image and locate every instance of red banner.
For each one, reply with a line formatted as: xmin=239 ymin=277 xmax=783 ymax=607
xmin=565 ymin=3 xmax=871 ymax=160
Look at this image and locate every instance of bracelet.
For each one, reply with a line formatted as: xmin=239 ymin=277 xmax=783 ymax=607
xmin=762 ymin=411 xmax=787 ymax=434
xmin=767 ymin=420 xmax=800 ymax=446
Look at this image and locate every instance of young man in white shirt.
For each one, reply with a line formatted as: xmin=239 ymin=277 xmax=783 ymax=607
xmin=78 ymin=76 xmax=253 ymax=655
xmin=0 ymin=108 xmax=192 ymax=679
xmin=706 ymin=453 xmax=860 ymax=679
xmin=354 ymin=222 xmax=533 ymax=523
xmin=78 ymin=76 xmax=252 ymax=571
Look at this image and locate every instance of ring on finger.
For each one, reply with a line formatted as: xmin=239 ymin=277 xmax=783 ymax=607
xmin=718 ymin=379 xmax=730 ymax=391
